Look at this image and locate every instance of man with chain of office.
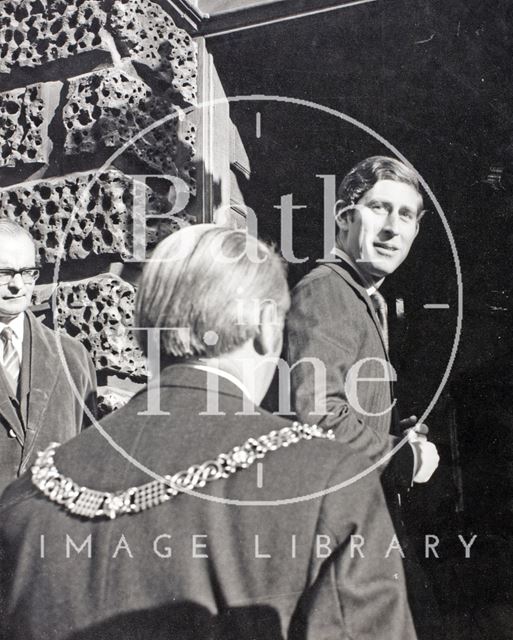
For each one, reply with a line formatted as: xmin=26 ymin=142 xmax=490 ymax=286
xmin=0 ymin=224 xmax=416 ymax=639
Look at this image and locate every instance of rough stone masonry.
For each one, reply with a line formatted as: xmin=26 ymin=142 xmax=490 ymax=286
xmin=0 ymin=0 xmax=199 ymax=414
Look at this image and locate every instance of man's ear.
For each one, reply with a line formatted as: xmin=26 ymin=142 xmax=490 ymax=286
xmin=414 ymin=209 xmax=426 ymax=238
xmin=334 ymin=199 xmax=354 ymax=231
xmin=254 ymin=302 xmax=283 ymax=357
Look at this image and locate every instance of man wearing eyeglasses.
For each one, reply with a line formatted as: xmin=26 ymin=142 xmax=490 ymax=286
xmin=0 ymin=219 xmax=96 ymax=493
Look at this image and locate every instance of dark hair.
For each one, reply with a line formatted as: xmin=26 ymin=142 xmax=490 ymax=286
xmin=336 ymin=156 xmax=424 ymax=213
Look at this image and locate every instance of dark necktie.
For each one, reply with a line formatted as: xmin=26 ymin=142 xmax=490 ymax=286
xmin=371 ymin=291 xmax=389 ymax=353
xmin=1 ymin=326 xmax=20 ymax=396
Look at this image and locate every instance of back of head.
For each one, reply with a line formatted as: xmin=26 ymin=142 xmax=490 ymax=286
xmin=336 ymin=155 xmax=423 ymax=211
xmin=135 ymin=224 xmax=290 ymax=359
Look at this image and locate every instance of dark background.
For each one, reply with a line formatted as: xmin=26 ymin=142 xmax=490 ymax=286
xmin=204 ymin=1 xmax=513 ymax=635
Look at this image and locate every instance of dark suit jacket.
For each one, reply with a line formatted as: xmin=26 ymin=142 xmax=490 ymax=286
xmin=0 ymin=311 xmax=97 ymax=493
xmin=285 ymin=265 xmax=441 ymax=640
xmin=285 ymin=263 xmax=413 ymax=483
xmin=0 ymin=366 xmax=416 ymax=640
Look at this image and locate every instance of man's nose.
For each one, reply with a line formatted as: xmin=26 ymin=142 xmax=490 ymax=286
xmin=382 ymin=211 xmax=400 ymax=236
xmin=8 ymin=273 xmax=25 ymax=289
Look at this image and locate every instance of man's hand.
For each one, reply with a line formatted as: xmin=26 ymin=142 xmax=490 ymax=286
xmin=401 ymin=415 xmax=429 ymax=441
xmin=400 ymin=415 xmax=439 ymax=483
xmin=400 ymin=415 xmax=418 ymax=431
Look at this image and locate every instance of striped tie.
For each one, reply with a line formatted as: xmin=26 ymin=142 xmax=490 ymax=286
xmin=1 ymin=326 xmax=20 ymax=396
xmin=371 ymin=291 xmax=389 ymax=353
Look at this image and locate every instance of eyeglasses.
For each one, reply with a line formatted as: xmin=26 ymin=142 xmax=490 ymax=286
xmin=0 ymin=268 xmax=40 ymax=285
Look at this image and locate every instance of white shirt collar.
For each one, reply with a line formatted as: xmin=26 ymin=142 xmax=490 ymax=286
xmin=173 ymin=363 xmax=254 ymax=402
xmin=330 ymin=247 xmax=379 ymax=296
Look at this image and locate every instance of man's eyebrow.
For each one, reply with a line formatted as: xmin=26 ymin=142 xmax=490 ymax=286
xmin=367 ymin=198 xmax=390 ymax=206
xmin=0 ymin=266 xmax=37 ymax=271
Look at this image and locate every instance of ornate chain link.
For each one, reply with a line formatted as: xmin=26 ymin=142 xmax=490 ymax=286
xmin=31 ymin=422 xmax=334 ymax=520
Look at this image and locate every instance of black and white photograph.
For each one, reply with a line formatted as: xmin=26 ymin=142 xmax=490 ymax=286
xmin=0 ymin=1 xmax=511 ymax=638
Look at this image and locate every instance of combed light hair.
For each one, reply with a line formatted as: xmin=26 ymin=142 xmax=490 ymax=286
xmin=337 ymin=156 xmax=424 ymax=215
xmin=0 ymin=218 xmax=35 ymax=244
xmin=135 ymin=224 xmax=290 ymax=359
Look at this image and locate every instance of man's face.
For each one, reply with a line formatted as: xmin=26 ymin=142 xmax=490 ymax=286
xmin=0 ymin=233 xmax=37 ymax=323
xmin=338 ymin=179 xmax=422 ymax=284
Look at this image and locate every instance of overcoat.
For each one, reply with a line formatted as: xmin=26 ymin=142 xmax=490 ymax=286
xmin=0 ymin=310 xmax=96 ymax=493
xmin=0 ymin=365 xmax=416 ymax=640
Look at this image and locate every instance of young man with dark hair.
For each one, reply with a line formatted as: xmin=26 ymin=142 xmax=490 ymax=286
xmin=287 ymin=155 xmax=438 ymax=483
xmin=286 ymin=156 xmax=440 ymax=639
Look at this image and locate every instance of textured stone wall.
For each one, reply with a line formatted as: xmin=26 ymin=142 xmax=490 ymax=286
xmin=0 ymin=0 xmax=199 ymax=415
xmin=0 ymin=0 xmax=108 ymax=75
xmin=0 ymin=170 xmax=191 ymax=262
xmin=0 ymin=84 xmax=53 ymax=167
xmin=55 ymin=275 xmax=145 ymax=380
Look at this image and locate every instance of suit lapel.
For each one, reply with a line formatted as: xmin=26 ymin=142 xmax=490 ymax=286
xmin=18 ymin=315 xmax=31 ymax=424
xmin=324 ymin=263 xmax=390 ymax=357
xmin=22 ymin=311 xmax=60 ymax=448
xmin=324 ymin=263 xmax=400 ymax=435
